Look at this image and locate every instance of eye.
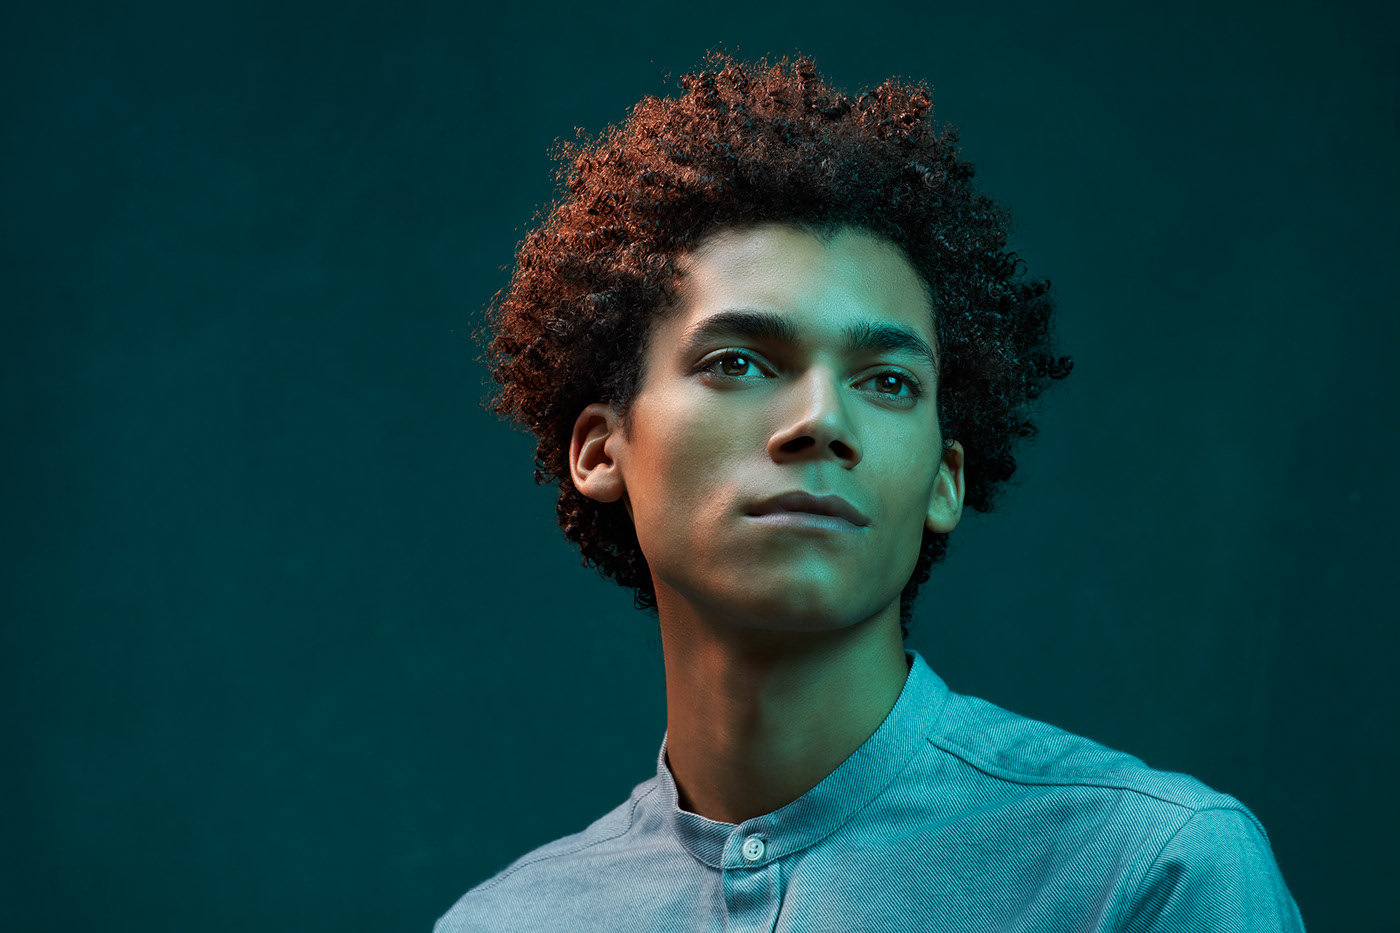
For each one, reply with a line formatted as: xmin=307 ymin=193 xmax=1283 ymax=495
xmin=702 ymin=350 xmax=766 ymax=379
xmin=700 ymin=351 xmax=922 ymax=402
xmin=860 ymin=371 xmax=922 ymax=400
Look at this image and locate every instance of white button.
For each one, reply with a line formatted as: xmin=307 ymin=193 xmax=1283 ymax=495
xmin=742 ymin=835 xmax=766 ymax=862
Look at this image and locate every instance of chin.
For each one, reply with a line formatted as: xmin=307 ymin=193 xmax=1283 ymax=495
xmin=720 ymin=591 xmax=869 ymax=633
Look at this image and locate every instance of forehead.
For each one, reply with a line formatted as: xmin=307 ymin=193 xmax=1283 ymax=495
xmin=666 ymin=222 xmax=936 ymax=346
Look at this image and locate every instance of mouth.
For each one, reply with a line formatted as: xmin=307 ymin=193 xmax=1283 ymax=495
xmin=746 ymin=490 xmax=871 ymax=528
xmin=745 ymin=511 xmax=866 ymax=532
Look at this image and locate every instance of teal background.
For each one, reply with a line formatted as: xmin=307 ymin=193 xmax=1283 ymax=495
xmin=4 ymin=0 xmax=1396 ymax=929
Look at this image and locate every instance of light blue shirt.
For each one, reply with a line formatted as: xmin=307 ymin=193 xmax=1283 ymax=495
xmin=436 ymin=649 xmax=1305 ymax=931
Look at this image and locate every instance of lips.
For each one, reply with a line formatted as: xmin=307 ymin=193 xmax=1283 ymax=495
xmin=747 ymin=491 xmax=871 ymax=528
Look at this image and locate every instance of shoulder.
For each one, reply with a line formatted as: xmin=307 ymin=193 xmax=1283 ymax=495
xmin=433 ymin=780 xmax=657 ymax=933
xmin=926 ymin=691 xmax=1305 ymax=929
xmin=1110 ymin=806 xmax=1306 ymax=930
xmin=930 ymin=689 xmax=1255 ymax=818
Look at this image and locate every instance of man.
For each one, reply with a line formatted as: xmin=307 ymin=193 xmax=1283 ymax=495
xmin=437 ymin=50 xmax=1305 ymax=931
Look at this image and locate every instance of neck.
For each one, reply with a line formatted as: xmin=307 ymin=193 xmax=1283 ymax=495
xmin=657 ymin=592 xmax=910 ymax=824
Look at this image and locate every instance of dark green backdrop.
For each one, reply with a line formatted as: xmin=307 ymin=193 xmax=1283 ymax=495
xmin=4 ymin=0 xmax=1395 ymax=929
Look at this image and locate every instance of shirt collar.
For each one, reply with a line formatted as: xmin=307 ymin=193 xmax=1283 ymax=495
xmin=653 ymin=648 xmax=951 ymax=868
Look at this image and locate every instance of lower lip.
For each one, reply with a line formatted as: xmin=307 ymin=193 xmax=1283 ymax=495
xmin=746 ymin=511 xmax=865 ymax=532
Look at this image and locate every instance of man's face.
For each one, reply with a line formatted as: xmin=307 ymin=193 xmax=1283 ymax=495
xmin=577 ymin=222 xmax=963 ymax=633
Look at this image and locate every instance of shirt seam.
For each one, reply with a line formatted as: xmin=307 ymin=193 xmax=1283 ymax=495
xmin=926 ymin=734 xmax=1238 ymax=812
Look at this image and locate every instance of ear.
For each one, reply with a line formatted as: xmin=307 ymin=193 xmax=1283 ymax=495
xmin=569 ymin=402 xmax=629 ymax=509
xmin=925 ymin=439 xmax=965 ymax=534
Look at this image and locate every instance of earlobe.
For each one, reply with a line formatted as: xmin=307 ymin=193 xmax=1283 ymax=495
xmin=569 ymin=402 xmax=627 ymax=505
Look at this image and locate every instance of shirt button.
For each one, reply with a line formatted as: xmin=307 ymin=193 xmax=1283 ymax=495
xmin=742 ymin=835 xmax=766 ymax=862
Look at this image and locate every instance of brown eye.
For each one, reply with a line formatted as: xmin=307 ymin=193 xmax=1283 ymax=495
xmin=857 ymin=370 xmax=922 ymax=403
xmin=703 ymin=351 xmax=763 ymax=378
xmin=870 ymin=373 xmax=914 ymax=396
xmin=717 ymin=353 xmax=753 ymax=376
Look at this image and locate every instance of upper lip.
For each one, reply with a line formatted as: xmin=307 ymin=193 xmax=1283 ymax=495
xmin=748 ymin=491 xmax=871 ymax=527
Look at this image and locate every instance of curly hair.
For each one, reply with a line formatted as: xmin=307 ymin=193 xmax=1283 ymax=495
xmin=472 ymin=49 xmax=1074 ymax=640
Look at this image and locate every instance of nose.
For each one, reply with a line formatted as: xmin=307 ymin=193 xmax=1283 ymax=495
xmin=765 ymin=367 xmax=861 ymax=467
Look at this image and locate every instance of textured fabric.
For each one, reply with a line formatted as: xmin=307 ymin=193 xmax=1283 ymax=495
xmin=435 ymin=649 xmax=1305 ymax=932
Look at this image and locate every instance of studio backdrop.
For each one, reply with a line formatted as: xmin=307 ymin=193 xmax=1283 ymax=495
xmin=3 ymin=0 xmax=1395 ymax=929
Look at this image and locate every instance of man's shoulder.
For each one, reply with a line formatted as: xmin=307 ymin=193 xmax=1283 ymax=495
xmin=433 ymin=778 xmax=660 ymax=933
xmin=921 ymin=690 xmax=1305 ymax=931
xmin=929 ymin=689 xmax=1259 ymax=823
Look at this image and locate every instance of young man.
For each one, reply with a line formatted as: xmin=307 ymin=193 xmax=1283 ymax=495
xmin=436 ymin=52 xmax=1306 ymax=931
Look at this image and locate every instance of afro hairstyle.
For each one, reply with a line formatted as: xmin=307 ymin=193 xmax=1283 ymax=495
xmin=472 ymin=49 xmax=1075 ymax=640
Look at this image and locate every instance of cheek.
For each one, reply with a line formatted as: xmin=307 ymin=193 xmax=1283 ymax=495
xmin=627 ymin=407 xmax=736 ymax=539
xmin=873 ymin=455 xmax=940 ymax=536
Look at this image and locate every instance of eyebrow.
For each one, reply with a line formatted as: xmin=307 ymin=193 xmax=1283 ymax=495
xmin=677 ymin=308 xmax=939 ymax=378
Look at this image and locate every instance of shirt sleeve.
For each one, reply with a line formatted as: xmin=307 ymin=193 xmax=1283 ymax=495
xmin=1116 ymin=806 xmax=1306 ymax=933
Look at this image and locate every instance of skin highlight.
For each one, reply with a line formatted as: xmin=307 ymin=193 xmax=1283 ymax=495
xmin=569 ymin=222 xmax=964 ymax=823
